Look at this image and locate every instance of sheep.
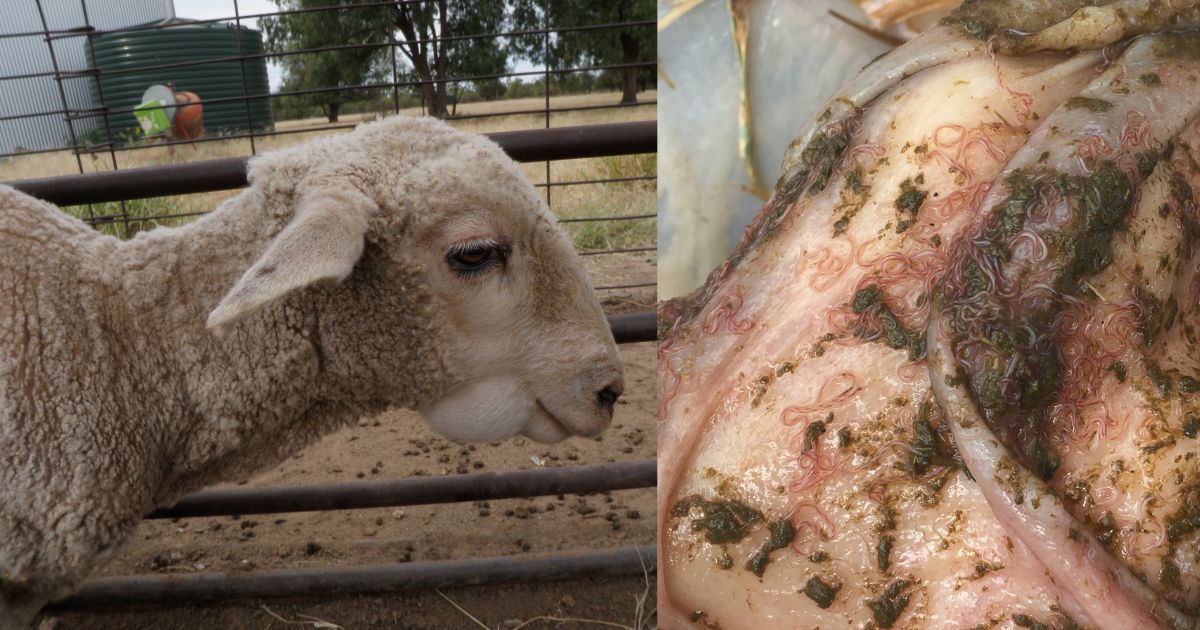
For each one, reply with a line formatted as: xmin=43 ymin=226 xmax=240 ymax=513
xmin=0 ymin=115 xmax=624 ymax=628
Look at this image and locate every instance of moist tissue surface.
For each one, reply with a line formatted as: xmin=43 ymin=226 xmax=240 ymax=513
xmin=659 ymin=2 xmax=1200 ymax=628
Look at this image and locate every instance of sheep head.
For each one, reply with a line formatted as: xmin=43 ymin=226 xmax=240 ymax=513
xmin=206 ymin=115 xmax=623 ymax=444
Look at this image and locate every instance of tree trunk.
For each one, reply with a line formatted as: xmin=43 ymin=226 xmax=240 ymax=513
xmin=419 ymin=71 xmax=442 ymax=117
xmin=326 ymin=102 xmax=339 ymax=123
xmin=411 ymin=48 xmax=442 ymax=117
xmin=393 ymin=5 xmax=446 ymax=118
xmin=619 ymin=31 xmax=639 ymax=105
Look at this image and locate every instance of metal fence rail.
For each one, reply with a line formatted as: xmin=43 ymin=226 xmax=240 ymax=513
xmin=55 ymin=461 xmax=656 ymax=609
xmin=1 ymin=0 xmax=657 ymax=294
xmin=606 ymin=311 xmax=656 ymax=344
xmin=4 ymin=121 xmax=660 ymax=291
xmin=0 ymin=2 xmax=657 ymax=160
xmin=149 ymin=459 xmax=654 ymax=519
xmin=49 ymin=545 xmax=656 ymax=609
xmin=5 ymin=121 xmax=655 ymax=205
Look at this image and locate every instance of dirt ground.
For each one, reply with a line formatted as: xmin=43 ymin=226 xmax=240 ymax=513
xmin=51 ymin=578 xmax=653 ymax=630
xmin=40 ymin=255 xmax=656 ymax=630
xmin=588 ymin=254 xmax=656 ymax=313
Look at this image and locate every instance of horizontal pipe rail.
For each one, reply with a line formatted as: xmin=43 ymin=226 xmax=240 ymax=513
xmin=0 ymin=99 xmax=654 ymax=161
xmin=82 ymin=210 xmax=657 ymax=226
xmin=64 ymin=100 xmax=655 ymax=158
xmin=83 ymin=210 xmax=208 ymax=225
xmin=579 ymin=246 xmax=657 ymax=257
xmin=147 ymin=459 xmax=655 ymax=519
xmin=48 ymin=545 xmax=656 ymax=609
xmin=605 ymin=312 xmax=656 ymax=344
xmin=4 ymin=121 xmax=655 ymax=206
xmin=438 ymin=100 xmax=656 ymax=124
xmin=557 ymin=212 xmax=655 ymax=223
xmin=0 ymin=100 xmax=654 ymax=160
xmin=595 ymin=281 xmax=656 ymax=291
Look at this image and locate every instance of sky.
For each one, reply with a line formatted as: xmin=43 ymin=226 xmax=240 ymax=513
xmin=173 ymin=0 xmax=284 ymax=90
xmin=172 ymin=0 xmax=539 ymax=93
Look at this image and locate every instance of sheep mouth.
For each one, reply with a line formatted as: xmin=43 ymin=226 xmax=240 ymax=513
xmin=535 ymin=399 xmax=576 ymax=436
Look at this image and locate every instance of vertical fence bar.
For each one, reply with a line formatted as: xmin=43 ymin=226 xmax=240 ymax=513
xmin=435 ymin=0 xmax=446 ymax=118
xmin=429 ymin=4 xmax=438 ymax=117
xmin=78 ymin=0 xmax=129 ymax=228
xmin=33 ymin=0 xmax=85 ymax=175
xmin=420 ymin=4 xmax=430 ymax=117
xmin=419 ymin=45 xmax=427 ymax=116
xmin=78 ymin=1 xmax=117 ymax=172
xmin=388 ymin=3 xmax=401 ymax=115
xmin=542 ymin=1 xmax=552 ymax=210
xmin=33 ymin=0 xmax=97 ymax=222
xmin=233 ymin=0 xmax=258 ymax=155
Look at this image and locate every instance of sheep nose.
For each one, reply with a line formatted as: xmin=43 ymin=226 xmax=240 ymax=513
xmin=596 ymin=382 xmax=622 ymax=416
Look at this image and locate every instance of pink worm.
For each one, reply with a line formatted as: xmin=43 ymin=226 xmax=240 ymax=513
xmin=780 ymin=371 xmax=859 ymax=427
xmin=985 ymin=35 xmax=1034 ymax=124
xmin=788 ymin=502 xmax=837 ymax=547
xmin=808 ymin=236 xmax=857 ymax=293
xmin=700 ymin=285 xmax=753 ymax=335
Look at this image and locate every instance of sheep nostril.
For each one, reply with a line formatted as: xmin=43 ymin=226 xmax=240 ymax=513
xmin=596 ymin=385 xmax=621 ymax=415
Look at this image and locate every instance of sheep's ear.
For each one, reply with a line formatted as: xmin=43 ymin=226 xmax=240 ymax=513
xmin=207 ymin=189 xmax=377 ymax=334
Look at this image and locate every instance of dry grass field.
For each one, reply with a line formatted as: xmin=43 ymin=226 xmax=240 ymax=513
xmin=14 ymin=90 xmax=658 ymax=629
xmin=0 ymin=90 xmax=657 ymax=299
xmin=0 ymin=92 xmax=656 ymax=178
xmin=0 ymin=92 xmax=655 ymax=242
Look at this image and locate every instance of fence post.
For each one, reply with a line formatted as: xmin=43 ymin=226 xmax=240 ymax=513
xmin=233 ymin=0 xmax=258 ymax=155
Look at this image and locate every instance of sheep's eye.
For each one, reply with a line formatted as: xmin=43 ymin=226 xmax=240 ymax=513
xmin=446 ymin=240 xmax=507 ymax=277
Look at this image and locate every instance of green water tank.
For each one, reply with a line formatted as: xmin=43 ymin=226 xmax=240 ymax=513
xmin=87 ymin=18 xmax=274 ymax=144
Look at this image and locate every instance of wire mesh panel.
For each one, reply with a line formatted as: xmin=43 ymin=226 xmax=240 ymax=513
xmin=0 ymin=0 xmax=656 ymax=295
xmin=0 ymin=0 xmax=172 ymax=155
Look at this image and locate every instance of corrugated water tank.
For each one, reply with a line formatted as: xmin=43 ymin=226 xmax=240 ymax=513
xmin=88 ymin=17 xmax=273 ymax=142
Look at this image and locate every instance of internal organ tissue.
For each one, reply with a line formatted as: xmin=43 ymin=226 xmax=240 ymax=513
xmin=658 ymin=2 xmax=1200 ymax=628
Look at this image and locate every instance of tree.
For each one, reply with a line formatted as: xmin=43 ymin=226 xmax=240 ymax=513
xmin=389 ymin=0 xmax=509 ymax=118
xmin=264 ymin=0 xmax=509 ymax=121
xmin=510 ymin=0 xmax=654 ymax=105
xmin=261 ymin=0 xmax=389 ymax=123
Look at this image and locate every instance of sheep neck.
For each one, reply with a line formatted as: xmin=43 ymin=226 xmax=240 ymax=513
xmin=104 ymin=191 xmax=450 ymax=498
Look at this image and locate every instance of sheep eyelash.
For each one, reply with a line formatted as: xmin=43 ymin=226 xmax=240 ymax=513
xmin=446 ymin=238 xmax=501 ymax=257
xmin=445 ymin=238 xmax=510 ymax=278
